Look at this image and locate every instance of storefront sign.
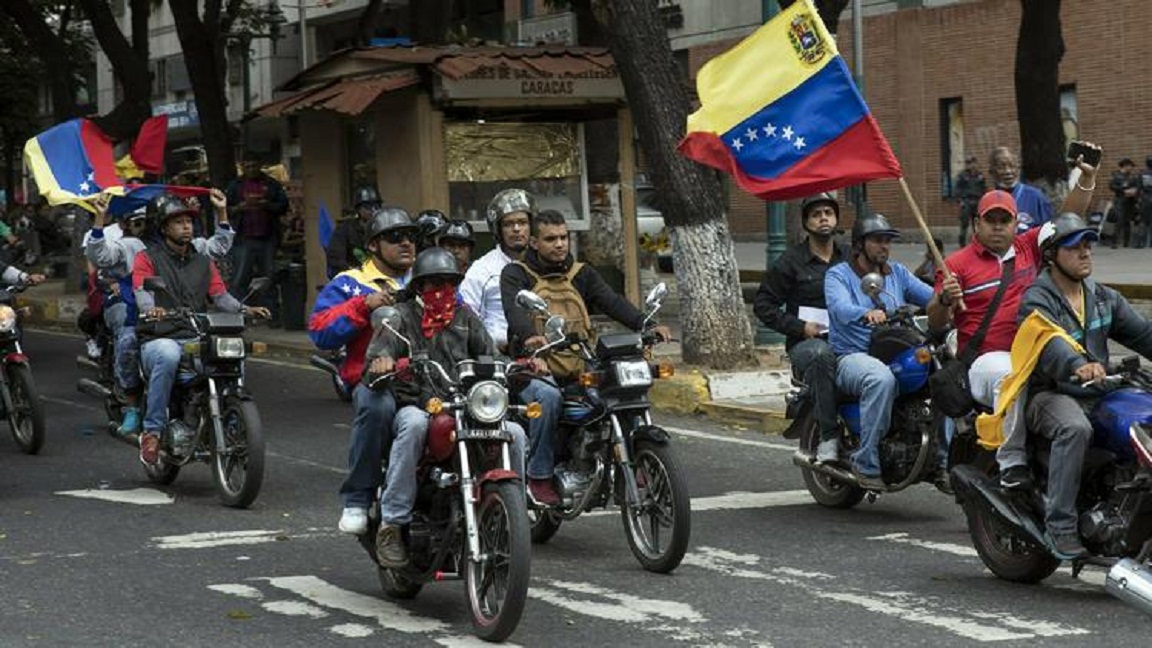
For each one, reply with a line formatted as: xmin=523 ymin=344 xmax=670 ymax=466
xmin=438 ymin=66 xmax=624 ymax=100
xmin=152 ymin=99 xmax=200 ymax=128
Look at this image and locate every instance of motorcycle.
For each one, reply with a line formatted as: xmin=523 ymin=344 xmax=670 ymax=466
xmin=513 ymin=283 xmax=691 ymax=574
xmin=358 ymin=307 xmax=531 ymax=642
xmin=77 ymin=277 xmax=270 ymax=508
xmin=0 ymin=285 xmax=45 ymax=455
xmin=789 ymin=272 xmax=953 ymax=507
xmin=309 ymin=347 xmax=352 ymax=402
xmin=951 ymin=356 xmax=1152 ymax=616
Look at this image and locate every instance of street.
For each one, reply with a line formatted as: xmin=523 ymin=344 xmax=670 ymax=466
xmin=0 ymin=330 xmax=1146 ymax=647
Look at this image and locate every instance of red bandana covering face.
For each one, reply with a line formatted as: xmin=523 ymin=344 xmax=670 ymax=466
xmin=421 ymin=284 xmax=457 ymax=338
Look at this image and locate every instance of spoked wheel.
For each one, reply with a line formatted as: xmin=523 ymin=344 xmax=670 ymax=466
xmin=212 ymin=398 xmax=265 ymax=508
xmin=967 ymin=502 xmax=1060 ymax=583
xmin=378 ymin=567 xmax=423 ymax=600
xmin=621 ymin=439 xmax=691 ymax=573
xmin=798 ymin=420 xmax=865 ymax=509
xmin=529 ymin=508 xmax=562 ymax=544
xmin=7 ymin=364 xmax=45 ymax=455
xmin=465 ymin=481 xmax=530 ymax=642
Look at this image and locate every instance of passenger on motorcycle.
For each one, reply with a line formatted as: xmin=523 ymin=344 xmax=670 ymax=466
xmin=754 ymin=193 xmax=849 ymax=463
xmin=825 ymin=214 xmax=955 ymax=489
xmin=437 ymin=219 xmax=475 ymax=273
xmin=311 ymin=206 xmax=417 ymax=536
xmin=325 ymin=185 xmax=382 ymax=278
xmin=500 ymin=209 xmax=672 ymax=505
xmin=131 ymin=199 xmax=268 ymax=465
xmin=415 ymin=209 xmax=448 ymax=253
xmin=86 ymin=192 xmax=235 ymax=437
xmin=460 ymin=189 xmax=535 ymax=351
xmin=363 ymin=247 xmax=528 ymax=567
xmin=1014 ymin=212 xmax=1152 ymax=558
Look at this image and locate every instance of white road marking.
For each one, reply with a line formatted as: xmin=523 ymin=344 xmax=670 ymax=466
xmin=686 ymin=546 xmax=1090 ymax=642
xmin=56 ymin=488 xmax=175 ymax=506
xmin=867 ymin=532 xmax=979 ymax=557
xmin=329 ymin=623 xmax=375 ymax=638
xmin=249 ymin=356 xmax=320 ymax=371
xmin=533 ymin=580 xmax=704 ymax=624
xmin=585 ymin=489 xmax=813 ymax=517
xmin=154 ymin=529 xmax=285 ymax=549
xmin=263 ymin=600 xmax=329 ymax=618
xmin=207 ymin=584 xmax=263 ymax=599
xmin=665 ymin=425 xmax=794 ymax=452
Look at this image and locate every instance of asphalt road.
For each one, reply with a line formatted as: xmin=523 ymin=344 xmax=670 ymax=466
xmin=1 ymin=331 xmax=1146 ymax=647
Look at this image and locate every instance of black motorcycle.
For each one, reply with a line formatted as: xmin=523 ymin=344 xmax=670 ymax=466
xmin=358 ymin=307 xmax=531 ymax=642
xmin=0 ymin=285 xmax=45 ymax=455
xmin=514 ymin=283 xmax=691 ymax=573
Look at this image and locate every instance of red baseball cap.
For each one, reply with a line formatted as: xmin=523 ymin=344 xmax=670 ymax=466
xmin=977 ymin=190 xmax=1018 ymax=219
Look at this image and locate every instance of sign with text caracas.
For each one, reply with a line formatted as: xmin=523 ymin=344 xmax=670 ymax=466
xmin=436 ymin=64 xmax=624 ymax=100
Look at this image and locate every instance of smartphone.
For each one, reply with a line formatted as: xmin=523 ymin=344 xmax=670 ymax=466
xmin=1067 ymin=140 xmax=1102 ymax=167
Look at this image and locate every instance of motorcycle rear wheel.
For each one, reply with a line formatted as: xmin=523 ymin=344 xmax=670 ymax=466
xmin=967 ymin=503 xmax=1059 ymax=583
xmin=529 ymin=508 xmax=562 ymax=544
xmin=378 ymin=567 xmax=423 ymax=600
xmin=798 ymin=420 xmax=865 ymax=509
xmin=466 ymin=481 xmax=530 ymax=642
xmin=621 ymin=439 xmax=691 ymax=573
xmin=212 ymin=398 xmax=265 ymax=508
xmin=7 ymin=364 xmax=45 ymax=455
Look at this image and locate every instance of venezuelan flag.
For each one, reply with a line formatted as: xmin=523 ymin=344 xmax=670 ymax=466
xmin=23 ymin=119 xmax=120 ymax=206
xmin=678 ymin=0 xmax=901 ymax=201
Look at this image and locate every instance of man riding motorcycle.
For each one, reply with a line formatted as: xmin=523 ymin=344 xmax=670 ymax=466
xmin=363 ymin=247 xmax=528 ymax=567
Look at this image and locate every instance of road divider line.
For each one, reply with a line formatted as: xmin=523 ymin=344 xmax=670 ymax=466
xmin=665 ymin=425 xmax=794 ymax=452
xmin=56 ymin=487 xmax=175 ymax=506
xmin=154 ymin=529 xmax=286 ymax=549
xmin=584 ymin=489 xmax=813 ymax=518
xmin=867 ymin=532 xmax=979 ymax=557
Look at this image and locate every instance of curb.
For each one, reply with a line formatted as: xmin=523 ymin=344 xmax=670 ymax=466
xmin=649 ymin=365 xmax=790 ymax=433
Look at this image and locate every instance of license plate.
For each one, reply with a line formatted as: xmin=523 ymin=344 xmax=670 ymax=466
xmin=455 ymin=428 xmax=512 ymax=442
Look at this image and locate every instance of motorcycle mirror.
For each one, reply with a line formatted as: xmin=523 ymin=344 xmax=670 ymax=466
xmin=860 ymin=272 xmax=885 ymax=297
xmin=944 ymin=328 xmax=959 ymax=359
xmin=544 ymin=315 xmax=566 ymax=342
xmin=515 ymin=290 xmax=550 ymax=315
xmin=371 ymin=305 xmax=411 ymax=350
xmin=644 ymin=282 xmax=668 ymax=309
xmin=143 ymin=276 xmax=169 ymax=294
xmin=241 ymin=276 xmax=274 ymax=304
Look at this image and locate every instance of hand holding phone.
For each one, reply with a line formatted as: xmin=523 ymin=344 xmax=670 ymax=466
xmin=1067 ymin=140 xmax=1102 ymax=168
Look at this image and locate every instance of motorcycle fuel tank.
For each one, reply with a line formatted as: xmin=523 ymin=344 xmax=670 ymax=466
xmin=888 ymin=346 xmax=931 ymax=395
xmin=1091 ymin=389 xmax=1152 ymax=462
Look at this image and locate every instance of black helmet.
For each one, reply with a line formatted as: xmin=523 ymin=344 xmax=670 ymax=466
xmin=486 ymin=188 xmax=536 ymax=237
xmin=439 ymin=219 xmax=475 ymax=247
xmin=410 ymin=247 xmax=463 ymax=287
xmin=1038 ymin=212 xmax=1099 ymax=255
xmin=851 ymin=213 xmax=901 ymax=246
xmin=416 ymin=210 xmax=448 ymax=240
xmin=365 ymin=206 xmax=418 ymax=242
xmin=800 ymin=192 xmax=839 ymax=219
xmin=353 ymin=186 xmax=382 ymax=209
xmin=146 ymin=193 xmax=196 ymax=226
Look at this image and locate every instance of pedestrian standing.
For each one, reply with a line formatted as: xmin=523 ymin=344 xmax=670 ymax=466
xmin=1108 ymin=158 xmax=1139 ymax=249
xmin=953 ymin=156 xmax=985 ymax=247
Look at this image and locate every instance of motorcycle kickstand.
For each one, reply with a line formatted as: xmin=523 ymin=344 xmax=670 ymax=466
xmin=1071 ymin=559 xmax=1086 ymax=579
xmin=865 ymin=490 xmax=880 ymax=504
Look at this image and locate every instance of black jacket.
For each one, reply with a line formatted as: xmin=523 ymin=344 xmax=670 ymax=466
xmin=754 ymin=240 xmax=849 ymax=351
xmin=500 ymin=250 xmax=646 ymax=357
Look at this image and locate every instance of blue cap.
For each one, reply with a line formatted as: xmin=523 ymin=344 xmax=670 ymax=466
xmin=1059 ymin=229 xmax=1099 ymax=248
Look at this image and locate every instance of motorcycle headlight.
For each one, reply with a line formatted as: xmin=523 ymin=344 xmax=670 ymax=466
xmin=0 ymin=305 xmax=16 ymax=333
xmin=614 ymin=360 xmax=652 ymax=388
xmin=467 ymin=380 xmax=508 ymax=424
xmin=213 ymin=337 xmax=246 ymax=359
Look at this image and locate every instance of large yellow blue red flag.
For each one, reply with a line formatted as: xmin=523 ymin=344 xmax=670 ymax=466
xmin=678 ymin=0 xmax=902 ymax=200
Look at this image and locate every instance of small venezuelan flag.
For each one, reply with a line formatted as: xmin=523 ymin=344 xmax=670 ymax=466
xmin=678 ymin=0 xmax=902 ymax=201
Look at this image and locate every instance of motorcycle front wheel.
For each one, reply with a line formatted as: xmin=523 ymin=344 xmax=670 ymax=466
xmin=7 ymin=364 xmax=45 ymax=455
xmin=798 ymin=419 xmax=865 ymax=509
xmin=212 ymin=398 xmax=265 ymax=508
xmin=621 ymin=439 xmax=691 ymax=573
xmin=465 ymin=481 xmax=530 ymax=642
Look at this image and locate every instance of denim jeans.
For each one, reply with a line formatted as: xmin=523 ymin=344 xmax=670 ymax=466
xmin=104 ymin=302 xmax=140 ymax=391
xmin=520 ymin=378 xmax=563 ymax=480
xmin=381 ymin=405 xmax=526 ymax=526
xmin=340 ymin=384 xmax=397 ymax=509
xmin=230 ymin=237 xmax=277 ymax=308
xmin=1026 ymin=391 xmax=1093 ymax=535
xmin=835 ymin=352 xmax=897 ymax=476
xmin=970 ymin=351 xmax=1027 ymax=470
xmin=140 ymin=338 xmax=196 ymax=433
xmin=789 ymin=338 xmax=838 ymax=441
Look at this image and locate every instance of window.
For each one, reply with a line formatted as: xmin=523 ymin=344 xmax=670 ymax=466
xmin=168 ymin=55 xmax=191 ymax=93
xmin=151 ymin=59 xmax=168 ymax=99
xmin=939 ymin=97 xmax=964 ymax=198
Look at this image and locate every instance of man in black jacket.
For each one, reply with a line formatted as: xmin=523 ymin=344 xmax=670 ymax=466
xmin=500 ymin=210 xmax=670 ymax=504
xmin=754 ymin=193 xmax=848 ymax=464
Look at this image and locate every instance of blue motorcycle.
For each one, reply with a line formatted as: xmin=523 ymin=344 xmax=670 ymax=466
xmin=951 ymin=355 xmax=1152 ymax=616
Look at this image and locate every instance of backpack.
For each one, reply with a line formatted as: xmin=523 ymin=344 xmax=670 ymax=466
xmin=516 ymin=261 xmax=594 ymax=379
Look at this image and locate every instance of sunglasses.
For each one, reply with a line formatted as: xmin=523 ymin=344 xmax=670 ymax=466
xmin=379 ymin=229 xmax=418 ymax=245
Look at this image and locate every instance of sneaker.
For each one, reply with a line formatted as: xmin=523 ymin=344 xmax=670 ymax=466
xmin=852 ymin=467 xmax=885 ymax=491
xmin=85 ymin=338 xmax=102 ymax=359
xmin=999 ymin=465 xmax=1034 ymax=491
xmin=376 ymin=524 xmax=408 ymax=568
xmin=1047 ymin=529 xmax=1088 ymax=560
xmin=119 ymin=407 xmax=141 ymax=436
xmin=528 ymin=478 xmax=561 ymax=506
xmin=815 ymin=437 xmax=840 ymax=464
xmin=138 ymin=431 xmax=160 ymax=465
xmin=338 ymin=507 xmax=368 ymax=535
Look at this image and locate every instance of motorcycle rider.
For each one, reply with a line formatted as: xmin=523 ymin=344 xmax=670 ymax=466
xmin=460 ymin=189 xmax=535 ymax=351
xmin=825 ymin=214 xmax=956 ymax=490
xmin=310 ymin=206 xmax=417 ymax=535
xmin=415 ymin=209 xmax=448 ymax=253
xmin=1013 ymin=213 xmax=1152 ymax=558
xmin=363 ymin=247 xmax=527 ymax=567
xmin=131 ymin=199 xmax=268 ymax=465
xmin=325 ymin=186 xmax=382 ymax=278
xmin=500 ymin=209 xmax=672 ymax=504
xmin=86 ymin=192 xmax=235 ymax=437
xmin=754 ymin=193 xmax=849 ymax=463
xmin=437 ymin=219 xmax=475 ymax=273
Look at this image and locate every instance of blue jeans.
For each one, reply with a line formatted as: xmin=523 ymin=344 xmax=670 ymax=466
xmin=382 ymin=406 xmax=526 ymax=526
xmin=230 ymin=237 xmax=277 ymax=307
xmin=104 ymin=302 xmax=140 ymax=391
xmin=789 ymin=338 xmax=838 ymax=441
xmin=835 ymin=352 xmax=897 ymax=477
xmin=140 ymin=338 xmax=196 ymax=433
xmin=340 ymin=384 xmax=397 ymax=508
xmin=520 ymin=378 xmax=562 ymax=480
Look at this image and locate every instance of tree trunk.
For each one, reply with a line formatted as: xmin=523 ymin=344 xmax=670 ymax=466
xmin=1015 ymin=0 xmax=1065 ymax=185
xmin=169 ymin=0 xmax=237 ymax=188
xmin=594 ymin=0 xmax=756 ymax=368
xmin=78 ymin=0 xmax=152 ymax=140
xmin=2 ymin=0 xmax=80 ymax=123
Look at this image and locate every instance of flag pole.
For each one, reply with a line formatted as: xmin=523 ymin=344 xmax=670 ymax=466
xmin=897 ymin=176 xmax=965 ymax=311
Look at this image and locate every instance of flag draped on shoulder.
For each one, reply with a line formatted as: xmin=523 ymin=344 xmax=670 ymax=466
xmin=678 ymin=0 xmax=902 ymax=201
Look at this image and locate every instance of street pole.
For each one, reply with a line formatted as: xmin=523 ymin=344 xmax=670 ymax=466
xmin=299 ymin=0 xmax=309 ymax=68
xmin=850 ymin=0 xmax=868 ymax=219
xmin=756 ymin=0 xmax=787 ymax=346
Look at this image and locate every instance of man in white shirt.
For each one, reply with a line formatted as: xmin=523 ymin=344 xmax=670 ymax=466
xmin=460 ymin=189 xmax=534 ymax=350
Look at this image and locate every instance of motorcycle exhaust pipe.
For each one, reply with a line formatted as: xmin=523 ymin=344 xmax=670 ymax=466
xmin=75 ymin=355 xmax=100 ymax=371
xmin=791 ymin=450 xmax=858 ymax=484
xmin=1106 ymin=558 xmax=1152 ymax=617
xmin=77 ymin=378 xmax=112 ymax=400
xmin=309 ymin=355 xmax=339 ymax=375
